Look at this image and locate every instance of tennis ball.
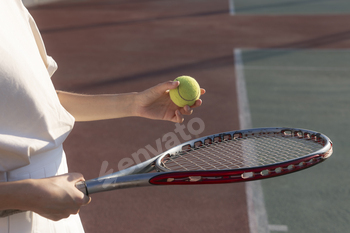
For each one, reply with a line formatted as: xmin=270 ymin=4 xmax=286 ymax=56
xmin=169 ymin=75 xmax=201 ymax=107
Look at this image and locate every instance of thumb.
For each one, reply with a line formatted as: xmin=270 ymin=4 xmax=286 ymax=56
xmin=153 ymin=81 xmax=179 ymax=94
xmin=69 ymin=174 xmax=91 ymax=206
xmin=66 ymin=173 xmax=85 ymax=183
xmin=167 ymin=80 xmax=180 ymax=90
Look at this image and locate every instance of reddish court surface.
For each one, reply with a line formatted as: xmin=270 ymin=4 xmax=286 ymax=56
xmin=28 ymin=0 xmax=350 ymax=232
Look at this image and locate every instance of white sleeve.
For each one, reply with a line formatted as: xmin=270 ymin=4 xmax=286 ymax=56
xmin=28 ymin=11 xmax=58 ymax=77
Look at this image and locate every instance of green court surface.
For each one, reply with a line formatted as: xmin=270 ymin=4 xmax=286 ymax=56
xmin=241 ymin=49 xmax=350 ymax=232
xmin=232 ymin=0 xmax=350 ymax=14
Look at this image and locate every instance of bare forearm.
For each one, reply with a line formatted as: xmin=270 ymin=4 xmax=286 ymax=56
xmin=0 ymin=179 xmax=33 ymax=211
xmin=56 ymin=91 xmax=138 ymax=122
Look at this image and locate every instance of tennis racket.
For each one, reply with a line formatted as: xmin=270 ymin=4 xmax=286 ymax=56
xmin=0 ymin=127 xmax=333 ymax=217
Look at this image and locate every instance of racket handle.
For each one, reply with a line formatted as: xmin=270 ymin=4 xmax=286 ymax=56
xmin=75 ymin=180 xmax=88 ymax=196
xmin=0 ymin=181 xmax=89 ymax=218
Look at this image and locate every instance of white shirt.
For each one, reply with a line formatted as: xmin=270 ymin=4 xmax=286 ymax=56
xmin=0 ymin=1 xmax=84 ymax=232
xmin=0 ymin=0 xmax=74 ymax=172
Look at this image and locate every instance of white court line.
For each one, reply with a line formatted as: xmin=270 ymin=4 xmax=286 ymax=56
xmin=234 ymin=49 xmax=289 ymax=233
xmin=234 ymin=49 xmax=252 ymax=130
xmin=229 ymin=0 xmax=235 ymax=15
xmin=234 ymin=49 xmax=270 ymax=233
xmin=244 ymin=65 xmax=350 ymax=71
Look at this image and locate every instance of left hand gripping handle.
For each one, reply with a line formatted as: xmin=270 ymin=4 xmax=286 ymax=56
xmin=0 ymin=181 xmax=88 ymax=218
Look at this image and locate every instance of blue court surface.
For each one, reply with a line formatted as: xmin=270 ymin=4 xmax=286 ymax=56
xmin=237 ymin=49 xmax=350 ymax=233
xmin=231 ymin=0 xmax=350 ymax=15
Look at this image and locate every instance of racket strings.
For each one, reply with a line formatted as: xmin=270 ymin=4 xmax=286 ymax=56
xmin=160 ymin=135 xmax=323 ymax=171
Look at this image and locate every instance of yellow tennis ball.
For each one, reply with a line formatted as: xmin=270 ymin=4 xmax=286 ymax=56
xmin=169 ymin=75 xmax=201 ymax=107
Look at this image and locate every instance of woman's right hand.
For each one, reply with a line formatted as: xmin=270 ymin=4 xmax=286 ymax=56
xmin=24 ymin=173 xmax=91 ymax=221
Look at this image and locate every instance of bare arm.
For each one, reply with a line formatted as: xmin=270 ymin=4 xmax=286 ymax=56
xmin=57 ymin=81 xmax=205 ymax=123
xmin=56 ymin=91 xmax=138 ymax=122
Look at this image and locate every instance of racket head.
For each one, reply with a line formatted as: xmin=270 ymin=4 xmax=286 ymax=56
xmin=151 ymin=127 xmax=333 ymax=185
